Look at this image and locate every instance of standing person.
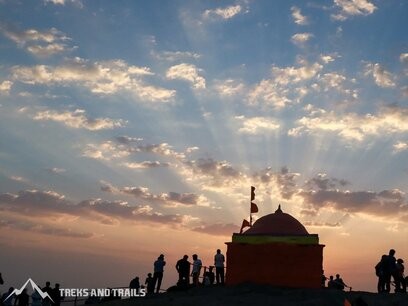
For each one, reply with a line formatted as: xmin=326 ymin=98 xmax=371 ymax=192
xmin=384 ymin=249 xmax=397 ymax=293
xmin=42 ymin=282 xmax=52 ymax=306
xmin=191 ymin=254 xmax=202 ymax=286
xmin=153 ymin=254 xmax=166 ymax=293
xmin=375 ymin=255 xmax=387 ymax=293
xmin=144 ymin=273 xmax=154 ymax=295
xmin=2 ymin=287 xmax=15 ymax=306
xmin=51 ymin=283 xmax=62 ymax=306
xmin=395 ymin=259 xmax=406 ymax=293
xmin=14 ymin=288 xmax=29 ymax=306
xmin=214 ymin=249 xmax=225 ymax=285
xmin=175 ymin=255 xmax=190 ymax=286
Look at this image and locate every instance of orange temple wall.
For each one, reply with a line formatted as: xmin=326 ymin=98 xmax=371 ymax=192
xmin=226 ymin=242 xmax=324 ymax=288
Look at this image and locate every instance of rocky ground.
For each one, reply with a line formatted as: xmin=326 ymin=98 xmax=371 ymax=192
xmin=100 ymin=283 xmax=408 ymax=306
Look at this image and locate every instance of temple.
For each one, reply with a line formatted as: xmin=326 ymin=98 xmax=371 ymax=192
xmin=225 ymin=205 xmax=324 ymax=288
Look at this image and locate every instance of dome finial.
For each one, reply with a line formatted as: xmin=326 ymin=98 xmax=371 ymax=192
xmin=275 ymin=204 xmax=282 ymax=213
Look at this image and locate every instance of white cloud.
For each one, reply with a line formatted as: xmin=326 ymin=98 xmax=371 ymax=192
xmin=44 ymin=0 xmax=83 ymax=8
xmin=203 ymin=5 xmax=243 ymax=20
xmin=400 ymin=53 xmax=408 ymax=64
xmin=12 ymin=58 xmax=175 ymax=102
xmin=291 ymin=6 xmax=309 ymax=25
xmin=122 ymin=161 xmax=171 ymax=169
xmin=364 ymin=62 xmax=396 ymax=88
xmin=166 ymin=63 xmax=206 ymax=89
xmin=235 ymin=116 xmax=280 ymax=134
xmin=289 ymin=105 xmax=408 ymax=141
xmin=152 ymin=50 xmax=201 ymax=62
xmin=393 ymin=141 xmax=408 ymax=153
xmin=0 ymin=80 xmax=12 ymax=93
xmin=332 ymin=0 xmax=377 ymax=21
xmin=213 ymin=79 xmax=245 ymax=97
xmin=34 ymin=109 xmax=125 ymax=131
xmin=291 ymin=33 xmax=313 ymax=47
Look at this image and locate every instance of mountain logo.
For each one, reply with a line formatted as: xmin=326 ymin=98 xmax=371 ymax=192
xmin=3 ymin=278 xmax=54 ymax=303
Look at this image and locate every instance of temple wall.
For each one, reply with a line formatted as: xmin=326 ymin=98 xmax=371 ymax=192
xmin=226 ymin=242 xmax=324 ymax=288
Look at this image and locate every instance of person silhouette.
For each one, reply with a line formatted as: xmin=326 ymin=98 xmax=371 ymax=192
xmin=145 ymin=273 xmax=155 ymax=295
xmin=42 ymin=282 xmax=52 ymax=306
xmin=395 ymin=258 xmax=406 ymax=293
xmin=384 ymin=249 xmax=397 ymax=293
xmin=153 ymin=254 xmax=166 ymax=293
xmin=175 ymin=255 xmax=190 ymax=286
xmin=15 ymin=288 xmax=29 ymax=306
xmin=375 ymin=255 xmax=387 ymax=293
xmin=31 ymin=290 xmax=42 ymax=306
xmin=0 ymin=272 xmax=3 ymax=285
xmin=214 ymin=249 xmax=225 ymax=285
xmin=129 ymin=276 xmax=140 ymax=294
xmin=51 ymin=283 xmax=62 ymax=306
xmin=191 ymin=254 xmax=202 ymax=286
xmin=2 ymin=287 xmax=15 ymax=306
xmin=327 ymin=276 xmax=336 ymax=289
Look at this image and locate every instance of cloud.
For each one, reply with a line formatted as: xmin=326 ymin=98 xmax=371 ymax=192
xmin=203 ymin=5 xmax=243 ymax=20
xmin=247 ymin=60 xmax=322 ymax=109
xmin=122 ymin=161 xmax=171 ymax=169
xmin=0 ymin=189 xmax=187 ymax=226
xmin=45 ymin=167 xmax=66 ymax=174
xmin=11 ymin=57 xmax=175 ymax=102
xmin=152 ymin=50 xmax=201 ymax=62
xmin=289 ymin=104 xmax=408 ymax=141
xmin=213 ymin=79 xmax=245 ymax=97
xmin=400 ymin=53 xmax=408 ymax=64
xmin=364 ymin=62 xmax=396 ymax=88
xmin=33 ymin=109 xmax=125 ymax=131
xmin=393 ymin=141 xmax=408 ymax=153
xmin=291 ymin=33 xmax=314 ymax=47
xmin=0 ymin=217 xmax=93 ymax=238
xmin=291 ymin=6 xmax=309 ymax=25
xmin=235 ymin=116 xmax=280 ymax=134
xmin=0 ymin=80 xmax=12 ymax=93
xmin=107 ymin=185 xmax=211 ymax=207
xmin=192 ymin=223 xmax=240 ymax=236
xmin=332 ymin=0 xmax=377 ymax=21
xmin=0 ymin=25 xmax=72 ymax=57
xmin=166 ymin=63 xmax=206 ymax=89
xmin=44 ymin=0 xmax=83 ymax=8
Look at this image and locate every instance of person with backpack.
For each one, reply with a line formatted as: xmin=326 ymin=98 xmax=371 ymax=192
xmin=375 ymin=254 xmax=387 ymax=293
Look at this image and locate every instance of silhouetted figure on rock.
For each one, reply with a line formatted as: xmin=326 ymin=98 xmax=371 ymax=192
xmin=327 ymin=276 xmax=336 ymax=289
xmin=214 ymin=249 xmax=225 ymax=285
xmin=14 ymin=288 xmax=29 ymax=306
xmin=191 ymin=254 xmax=202 ymax=286
xmin=395 ymin=258 xmax=406 ymax=293
xmin=384 ymin=249 xmax=397 ymax=293
xmin=334 ymin=274 xmax=348 ymax=290
xmin=51 ymin=283 xmax=62 ymax=306
xmin=175 ymin=255 xmax=190 ymax=286
xmin=145 ymin=273 xmax=155 ymax=295
xmin=203 ymin=266 xmax=215 ymax=286
xmin=375 ymin=254 xmax=387 ymax=293
xmin=129 ymin=276 xmax=140 ymax=294
xmin=153 ymin=254 xmax=166 ymax=293
xmin=2 ymin=287 xmax=15 ymax=306
xmin=41 ymin=282 xmax=52 ymax=306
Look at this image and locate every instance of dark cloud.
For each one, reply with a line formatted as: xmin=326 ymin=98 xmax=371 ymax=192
xmin=0 ymin=217 xmax=93 ymax=238
xmin=298 ymin=175 xmax=408 ymax=222
xmin=192 ymin=223 xmax=239 ymax=236
xmin=0 ymin=189 xmax=187 ymax=226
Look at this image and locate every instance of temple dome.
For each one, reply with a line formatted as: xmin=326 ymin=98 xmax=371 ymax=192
xmin=244 ymin=205 xmax=309 ymax=235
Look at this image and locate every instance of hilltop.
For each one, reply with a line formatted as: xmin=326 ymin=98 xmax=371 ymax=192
xmin=100 ymin=283 xmax=408 ymax=306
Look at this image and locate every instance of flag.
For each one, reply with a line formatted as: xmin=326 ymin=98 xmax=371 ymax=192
xmin=239 ymin=219 xmax=250 ymax=233
xmin=251 ymin=202 xmax=258 ymax=213
xmin=250 ymin=186 xmax=255 ymax=201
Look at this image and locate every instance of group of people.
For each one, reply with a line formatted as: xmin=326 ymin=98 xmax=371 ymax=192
xmin=375 ymin=249 xmax=406 ymax=293
xmin=129 ymin=249 xmax=226 ymax=295
xmin=324 ymin=274 xmax=350 ymax=291
xmin=0 ymin=277 xmax=62 ymax=306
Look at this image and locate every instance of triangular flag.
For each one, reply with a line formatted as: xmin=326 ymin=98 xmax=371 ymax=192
xmin=239 ymin=219 xmax=250 ymax=233
xmin=250 ymin=202 xmax=258 ymax=213
xmin=250 ymin=186 xmax=255 ymax=201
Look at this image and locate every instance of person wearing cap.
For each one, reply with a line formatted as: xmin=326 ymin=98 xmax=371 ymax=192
xmin=153 ymin=254 xmax=166 ymax=293
xmin=395 ymin=258 xmax=406 ymax=293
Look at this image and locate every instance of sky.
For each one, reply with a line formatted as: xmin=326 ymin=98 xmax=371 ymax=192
xmin=0 ymin=0 xmax=407 ymax=293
